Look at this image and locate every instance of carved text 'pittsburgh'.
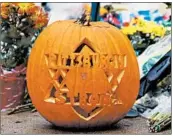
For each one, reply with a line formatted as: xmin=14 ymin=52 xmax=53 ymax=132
xmin=45 ymin=53 xmax=127 ymax=69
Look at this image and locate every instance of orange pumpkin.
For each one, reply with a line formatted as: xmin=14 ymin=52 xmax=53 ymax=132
xmin=27 ymin=20 xmax=140 ymax=128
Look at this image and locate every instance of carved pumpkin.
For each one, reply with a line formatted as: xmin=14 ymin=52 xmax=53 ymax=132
xmin=27 ymin=20 xmax=140 ymax=128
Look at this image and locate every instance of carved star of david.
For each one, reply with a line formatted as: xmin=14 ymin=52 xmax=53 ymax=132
xmin=43 ymin=38 xmax=126 ymax=120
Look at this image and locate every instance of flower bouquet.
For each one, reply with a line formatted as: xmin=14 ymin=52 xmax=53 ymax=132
xmin=121 ymin=17 xmax=166 ymax=56
xmin=0 ymin=3 xmax=49 ymax=110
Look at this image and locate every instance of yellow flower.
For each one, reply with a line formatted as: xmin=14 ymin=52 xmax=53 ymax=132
xmin=121 ymin=26 xmax=137 ymax=35
xmin=136 ymin=25 xmax=144 ymax=32
xmin=136 ymin=18 xmax=146 ymax=27
xmin=122 ymin=16 xmax=166 ymax=39
xmin=142 ymin=25 xmax=153 ymax=33
xmin=152 ymin=26 xmax=166 ymax=37
xmin=1 ymin=8 xmax=8 ymax=19
xmin=0 ymin=3 xmax=12 ymax=19
xmin=1 ymin=3 xmax=12 ymax=8
xmin=15 ymin=3 xmax=35 ymax=15
xmin=150 ymin=33 xmax=155 ymax=39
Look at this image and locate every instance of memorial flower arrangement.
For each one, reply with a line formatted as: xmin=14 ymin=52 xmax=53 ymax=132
xmin=0 ymin=3 xmax=49 ymax=70
xmin=121 ymin=17 xmax=166 ymax=56
xmin=0 ymin=3 xmax=49 ymax=111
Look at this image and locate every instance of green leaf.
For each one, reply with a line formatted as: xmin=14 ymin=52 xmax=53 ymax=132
xmin=20 ymin=36 xmax=32 ymax=47
xmin=0 ymin=33 xmax=13 ymax=44
xmin=5 ymin=57 xmax=17 ymax=68
xmin=7 ymin=25 xmax=21 ymax=39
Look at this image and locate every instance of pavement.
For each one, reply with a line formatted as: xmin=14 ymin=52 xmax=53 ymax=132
xmin=1 ymin=111 xmax=171 ymax=135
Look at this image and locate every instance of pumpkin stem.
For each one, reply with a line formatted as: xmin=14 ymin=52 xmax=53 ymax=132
xmin=74 ymin=10 xmax=91 ymax=26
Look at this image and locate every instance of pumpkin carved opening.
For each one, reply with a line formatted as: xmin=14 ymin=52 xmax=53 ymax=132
xmin=73 ymin=106 xmax=101 ymax=118
xmin=74 ymin=43 xmax=95 ymax=67
xmin=50 ymin=87 xmax=56 ymax=98
xmin=58 ymin=75 xmax=63 ymax=84
xmin=74 ymin=43 xmax=95 ymax=53
xmin=62 ymin=93 xmax=70 ymax=103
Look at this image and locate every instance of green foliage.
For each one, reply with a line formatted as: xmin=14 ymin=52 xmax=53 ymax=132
xmin=0 ymin=9 xmax=43 ymax=71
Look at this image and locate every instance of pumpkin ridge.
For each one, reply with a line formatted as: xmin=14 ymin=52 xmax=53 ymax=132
xmin=63 ymin=23 xmax=77 ymax=54
xmin=108 ymin=28 xmax=122 ymax=55
xmin=58 ymin=23 xmax=73 ymax=53
xmin=102 ymin=27 xmax=120 ymax=54
xmin=99 ymin=28 xmax=111 ymax=54
xmin=91 ymin=27 xmax=103 ymax=53
xmin=48 ymin=22 xmax=72 ymax=54
xmin=72 ymin=23 xmax=81 ymax=52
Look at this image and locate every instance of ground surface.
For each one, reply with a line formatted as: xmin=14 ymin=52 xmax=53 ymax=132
xmin=1 ymin=111 xmax=171 ymax=135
